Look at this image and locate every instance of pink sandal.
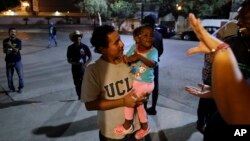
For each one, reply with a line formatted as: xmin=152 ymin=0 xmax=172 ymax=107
xmin=135 ymin=127 xmax=151 ymax=139
xmin=114 ymin=125 xmax=133 ymax=135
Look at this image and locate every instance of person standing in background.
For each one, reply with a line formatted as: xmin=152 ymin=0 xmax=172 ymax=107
xmin=142 ymin=15 xmax=164 ymax=115
xmin=67 ymin=30 xmax=92 ymax=100
xmin=3 ymin=27 xmax=24 ymax=93
xmin=47 ymin=22 xmax=57 ymax=48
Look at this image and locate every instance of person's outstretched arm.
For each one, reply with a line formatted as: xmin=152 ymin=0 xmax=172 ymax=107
xmin=186 ymin=13 xmax=250 ymax=124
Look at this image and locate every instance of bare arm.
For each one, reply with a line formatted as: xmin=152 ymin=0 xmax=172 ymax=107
xmin=84 ymin=90 xmax=146 ymax=111
xmin=212 ymin=48 xmax=250 ymax=124
xmin=127 ymin=52 xmax=155 ymax=68
xmin=187 ymin=13 xmax=250 ymax=124
xmin=85 ymin=98 xmax=124 ymax=111
xmin=185 ymin=83 xmax=212 ymax=98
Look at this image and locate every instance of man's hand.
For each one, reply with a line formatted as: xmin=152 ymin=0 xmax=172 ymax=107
xmin=123 ymin=89 xmax=148 ymax=107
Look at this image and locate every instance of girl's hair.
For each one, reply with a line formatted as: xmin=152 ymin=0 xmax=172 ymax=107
xmin=133 ymin=26 xmax=141 ymax=38
xmin=133 ymin=24 xmax=153 ymax=37
xmin=90 ymin=25 xmax=115 ymax=53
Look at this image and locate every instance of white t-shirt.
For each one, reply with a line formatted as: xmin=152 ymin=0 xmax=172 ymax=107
xmin=81 ymin=58 xmax=140 ymax=139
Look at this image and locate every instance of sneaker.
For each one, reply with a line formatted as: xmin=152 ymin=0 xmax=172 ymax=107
xmin=135 ymin=127 xmax=151 ymax=139
xmin=9 ymin=89 xmax=15 ymax=93
xmin=114 ymin=125 xmax=133 ymax=136
xmin=17 ymin=89 xmax=23 ymax=94
xmin=147 ymin=107 xmax=157 ymax=115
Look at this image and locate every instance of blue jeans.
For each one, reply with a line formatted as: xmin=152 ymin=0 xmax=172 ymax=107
xmin=6 ymin=60 xmax=24 ymax=90
xmin=48 ymin=35 xmax=57 ymax=46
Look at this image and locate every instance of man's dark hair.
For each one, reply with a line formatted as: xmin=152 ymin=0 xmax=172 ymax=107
xmin=142 ymin=15 xmax=156 ymax=28
xmin=90 ymin=25 xmax=115 ymax=53
xmin=241 ymin=0 xmax=250 ymax=6
xmin=8 ymin=27 xmax=16 ymax=33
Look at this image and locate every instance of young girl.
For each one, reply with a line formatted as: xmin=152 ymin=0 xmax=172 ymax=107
xmin=114 ymin=24 xmax=158 ymax=139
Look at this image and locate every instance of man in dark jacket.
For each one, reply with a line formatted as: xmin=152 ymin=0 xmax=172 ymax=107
xmin=67 ymin=30 xmax=92 ymax=100
xmin=3 ymin=27 xmax=24 ymax=93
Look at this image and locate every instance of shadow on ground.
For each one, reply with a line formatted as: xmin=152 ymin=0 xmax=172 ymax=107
xmin=32 ymin=115 xmax=98 ymax=138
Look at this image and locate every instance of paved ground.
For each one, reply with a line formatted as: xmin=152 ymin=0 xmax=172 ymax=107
xmin=0 ymin=27 xmax=203 ymax=141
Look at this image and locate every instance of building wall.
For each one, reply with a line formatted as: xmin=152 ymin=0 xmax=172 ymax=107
xmin=0 ymin=16 xmax=92 ymax=25
xmin=38 ymin=0 xmax=79 ymax=12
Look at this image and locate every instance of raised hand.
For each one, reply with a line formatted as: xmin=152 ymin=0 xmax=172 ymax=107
xmin=186 ymin=13 xmax=223 ymax=55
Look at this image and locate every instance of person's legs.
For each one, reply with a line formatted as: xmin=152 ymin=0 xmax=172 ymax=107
xmin=72 ymin=68 xmax=82 ymax=100
xmin=53 ymin=35 xmax=57 ymax=46
xmin=48 ymin=35 xmax=52 ymax=47
xmin=204 ymin=112 xmax=228 ymax=141
xmin=6 ymin=63 xmax=15 ymax=91
xmin=151 ymin=65 xmax=159 ymax=109
xmin=135 ymin=107 xmax=151 ymax=140
xmin=124 ymin=107 xmax=134 ymax=128
xmin=137 ymin=104 xmax=148 ymax=129
xmin=134 ymin=81 xmax=153 ymax=139
xmin=197 ymin=98 xmax=217 ymax=134
xmin=196 ymin=98 xmax=207 ymax=133
xmin=145 ymin=66 xmax=159 ymax=115
xmin=15 ymin=61 xmax=24 ymax=92
xmin=114 ymin=107 xmax=134 ymax=135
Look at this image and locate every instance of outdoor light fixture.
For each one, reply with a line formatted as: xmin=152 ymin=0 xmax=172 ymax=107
xmin=54 ymin=11 xmax=61 ymax=16
xmin=22 ymin=1 xmax=30 ymax=7
xmin=176 ymin=4 xmax=182 ymax=11
xmin=4 ymin=10 xmax=15 ymax=16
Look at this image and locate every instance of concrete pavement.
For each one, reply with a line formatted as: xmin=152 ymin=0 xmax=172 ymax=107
xmin=0 ymin=27 xmax=203 ymax=141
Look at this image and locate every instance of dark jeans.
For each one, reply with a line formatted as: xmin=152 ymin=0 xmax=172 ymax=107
xmin=72 ymin=66 xmax=84 ymax=99
xmin=48 ymin=35 xmax=57 ymax=46
xmin=6 ymin=60 xmax=24 ymax=91
xmin=144 ymin=65 xmax=159 ymax=109
xmin=99 ymin=131 xmax=142 ymax=141
xmin=204 ymin=112 xmax=228 ymax=141
xmin=197 ymin=98 xmax=217 ymax=127
xmin=197 ymin=80 xmax=217 ymax=128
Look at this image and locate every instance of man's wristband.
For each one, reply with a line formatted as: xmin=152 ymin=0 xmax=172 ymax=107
xmin=211 ymin=43 xmax=229 ymax=53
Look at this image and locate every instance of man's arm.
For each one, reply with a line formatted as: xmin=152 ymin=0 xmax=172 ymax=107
xmin=3 ymin=40 xmax=9 ymax=53
xmin=85 ymin=46 xmax=92 ymax=66
xmin=84 ymin=90 xmax=144 ymax=111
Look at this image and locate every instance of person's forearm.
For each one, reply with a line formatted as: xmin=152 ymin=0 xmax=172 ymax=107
xmin=67 ymin=60 xmax=80 ymax=65
xmin=84 ymin=98 xmax=124 ymax=111
xmin=86 ymin=57 xmax=92 ymax=65
xmin=137 ymin=54 xmax=155 ymax=68
xmin=212 ymin=47 xmax=250 ymax=124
